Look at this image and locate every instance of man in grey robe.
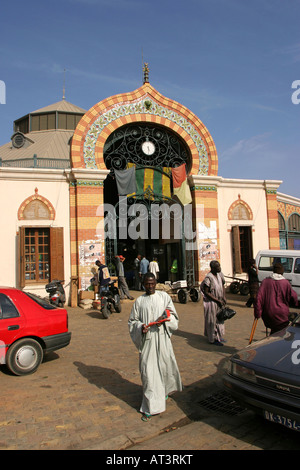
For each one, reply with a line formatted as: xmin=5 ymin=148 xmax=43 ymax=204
xmin=201 ymin=260 xmax=226 ymax=346
xmin=128 ymin=273 xmax=182 ymax=421
xmin=114 ymin=255 xmax=134 ymax=300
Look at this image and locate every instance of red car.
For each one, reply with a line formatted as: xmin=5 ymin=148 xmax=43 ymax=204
xmin=0 ymin=287 xmax=71 ymax=376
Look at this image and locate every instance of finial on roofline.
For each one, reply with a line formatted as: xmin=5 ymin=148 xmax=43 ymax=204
xmin=62 ymin=68 xmax=66 ymax=100
xmin=143 ymin=62 xmax=149 ymax=84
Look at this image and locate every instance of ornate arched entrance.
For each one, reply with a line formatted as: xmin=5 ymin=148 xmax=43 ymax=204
xmin=102 ymin=121 xmax=192 ymax=282
xmin=70 ymin=78 xmax=219 ymax=289
xmin=71 ymin=82 xmax=218 ymax=175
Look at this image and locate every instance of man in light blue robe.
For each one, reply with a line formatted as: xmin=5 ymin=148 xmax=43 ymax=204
xmin=128 ymin=273 xmax=182 ymax=421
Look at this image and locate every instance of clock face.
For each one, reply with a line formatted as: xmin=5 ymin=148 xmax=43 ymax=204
xmin=142 ymin=141 xmax=155 ymax=156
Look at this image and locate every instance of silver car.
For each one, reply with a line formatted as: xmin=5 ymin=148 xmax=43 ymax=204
xmin=223 ymin=313 xmax=300 ymax=432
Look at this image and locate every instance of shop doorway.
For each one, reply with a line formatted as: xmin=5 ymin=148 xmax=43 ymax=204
xmin=104 ymin=173 xmax=185 ymax=285
xmin=231 ymin=225 xmax=253 ymax=274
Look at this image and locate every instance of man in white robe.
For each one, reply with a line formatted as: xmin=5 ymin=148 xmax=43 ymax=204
xmin=128 ymin=273 xmax=182 ymax=421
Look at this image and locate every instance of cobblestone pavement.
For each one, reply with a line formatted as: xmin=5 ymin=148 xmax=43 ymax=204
xmin=1 ymin=289 xmax=300 ymax=451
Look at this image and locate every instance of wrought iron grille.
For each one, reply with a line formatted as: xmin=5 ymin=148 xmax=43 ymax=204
xmin=103 ymin=123 xmax=191 ymax=173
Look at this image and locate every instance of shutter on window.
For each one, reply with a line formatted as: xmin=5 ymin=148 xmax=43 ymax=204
xmin=50 ymin=227 xmax=64 ymax=281
xmin=18 ymin=226 xmax=26 ymax=288
xmin=232 ymin=226 xmax=242 ymax=274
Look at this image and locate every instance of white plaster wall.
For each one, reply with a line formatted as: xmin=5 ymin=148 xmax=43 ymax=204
xmin=217 ymin=178 xmax=279 ymax=279
xmin=0 ymin=168 xmax=70 ymax=299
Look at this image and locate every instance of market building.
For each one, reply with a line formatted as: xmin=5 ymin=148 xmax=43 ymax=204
xmin=1 ymin=67 xmax=299 ymax=304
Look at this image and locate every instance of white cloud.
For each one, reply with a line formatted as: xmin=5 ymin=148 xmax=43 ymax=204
xmin=274 ymin=43 xmax=300 ymax=64
xmin=221 ymin=133 xmax=272 ymax=162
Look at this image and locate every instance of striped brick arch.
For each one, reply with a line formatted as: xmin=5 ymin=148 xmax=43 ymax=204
xmin=71 ymin=83 xmax=218 ymax=176
xmin=228 ymin=195 xmax=253 ymax=220
xmin=18 ymin=188 xmax=55 ymax=220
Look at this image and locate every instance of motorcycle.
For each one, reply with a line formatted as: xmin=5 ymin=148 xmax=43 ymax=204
xmin=100 ymin=281 xmax=122 ymax=319
xmin=45 ymin=280 xmax=66 ymax=307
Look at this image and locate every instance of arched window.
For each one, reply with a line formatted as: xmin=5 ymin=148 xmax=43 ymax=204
xmin=228 ymin=196 xmax=253 ymax=221
xmin=287 ymin=213 xmax=300 ymax=250
xmin=23 ymin=200 xmax=51 ymax=220
xmin=288 ymin=213 xmax=300 ymax=232
xmin=17 ymin=189 xmax=63 ymax=286
xmin=18 ymin=188 xmax=55 ymax=220
xmin=231 ymin=203 xmax=250 ymax=220
xmin=278 ymin=211 xmax=285 ymax=231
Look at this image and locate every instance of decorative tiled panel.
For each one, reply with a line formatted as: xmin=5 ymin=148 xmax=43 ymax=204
xmin=83 ymin=96 xmax=209 ymax=173
xmin=69 ymin=181 xmax=105 ymax=286
xmin=278 ymin=200 xmax=300 ymax=219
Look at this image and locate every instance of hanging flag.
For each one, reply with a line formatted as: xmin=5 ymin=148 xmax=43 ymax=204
xmin=114 ymin=167 xmax=137 ymax=196
xmin=171 ymin=163 xmax=192 ymax=205
xmin=133 ymin=166 xmax=171 ymax=199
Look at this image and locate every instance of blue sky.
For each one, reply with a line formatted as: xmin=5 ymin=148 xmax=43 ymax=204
xmin=0 ymin=0 xmax=299 ymax=197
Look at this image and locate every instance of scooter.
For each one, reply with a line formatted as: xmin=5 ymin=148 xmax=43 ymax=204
xmin=100 ymin=280 xmax=122 ymax=319
xmin=45 ymin=280 xmax=66 ymax=307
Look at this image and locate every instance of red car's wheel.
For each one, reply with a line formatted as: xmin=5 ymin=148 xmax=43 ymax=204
xmin=6 ymin=338 xmax=43 ymax=376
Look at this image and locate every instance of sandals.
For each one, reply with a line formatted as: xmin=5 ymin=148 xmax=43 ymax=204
xmin=141 ymin=413 xmax=151 ymax=422
xmin=141 ymin=396 xmax=169 ymax=421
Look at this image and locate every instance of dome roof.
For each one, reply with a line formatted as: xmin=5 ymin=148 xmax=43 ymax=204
xmin=0 ymin=99 xmax=86 ymax=168
xmin=30 ymin=99 xmax=86 ymax=115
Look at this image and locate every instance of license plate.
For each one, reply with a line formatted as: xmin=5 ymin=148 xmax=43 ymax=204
xmin=264 ymin=410 xmax=300 ymax=431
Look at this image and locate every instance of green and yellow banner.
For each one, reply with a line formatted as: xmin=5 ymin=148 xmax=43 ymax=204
xmin=125 ymin=163 xmax=171 ymax=199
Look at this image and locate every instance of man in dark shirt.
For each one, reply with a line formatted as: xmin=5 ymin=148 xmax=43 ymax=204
xmin=95 ymin=259 xmax=111 ymax=294
xmin=134 ymin=254 xmax=142 ymax=291
xmin=246 ymin=259 xmax=259 ymax=307
xmin=254 ymin=263 xmax=298 ymax=334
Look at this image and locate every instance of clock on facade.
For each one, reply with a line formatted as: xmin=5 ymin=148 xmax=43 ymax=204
xmin=141 ymin=140 xmax=155 ymax=156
